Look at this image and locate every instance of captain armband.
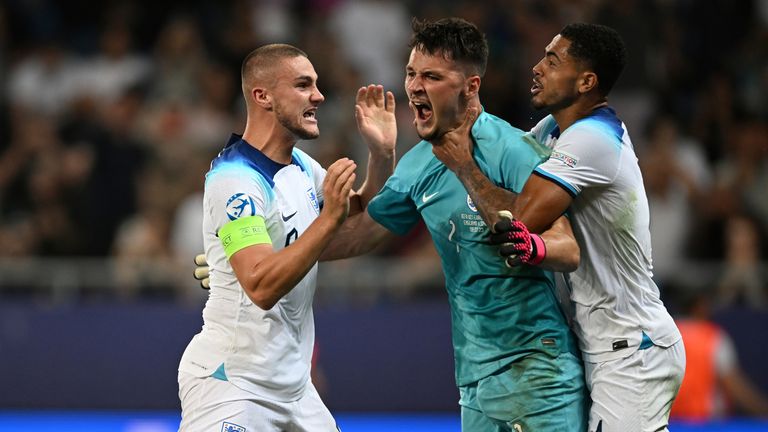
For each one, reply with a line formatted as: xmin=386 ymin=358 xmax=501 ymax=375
xmin=218 ymin=215 xmax=272 ymax=259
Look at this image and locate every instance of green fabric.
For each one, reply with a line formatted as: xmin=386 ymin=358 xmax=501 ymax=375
xmin=459 ymin=352 xmax=588 ymax=431
xmin=368 ymin=111 xmax=579 ymax=386
xmin=218 ymin=215 xmax=271 ymax=258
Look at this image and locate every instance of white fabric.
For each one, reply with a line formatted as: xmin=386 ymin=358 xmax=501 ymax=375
xmin=179 ymin=143 xmax=327 ymax=403
xmin=178 ymin=372 xmax=337 ymax=432
xmin=531 ymin=113 xmax=681 ymax=363
xmin=584 ymin=340 xmax=686 ymax=432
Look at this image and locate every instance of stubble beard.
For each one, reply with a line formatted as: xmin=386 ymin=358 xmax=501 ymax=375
xmin=275 ymin=103 xmax=319 ymax=140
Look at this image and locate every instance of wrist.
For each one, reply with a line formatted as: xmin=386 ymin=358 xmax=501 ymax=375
xmin=369 ymin=146 xmax=396 ymax=161
xmin=528 ymin=234 xmax=547 ymax=266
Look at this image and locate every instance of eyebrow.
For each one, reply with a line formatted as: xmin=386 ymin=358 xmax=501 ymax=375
xmin=545 ymin=50 xmax=561 ymax=62
xmin=293 ymin=75 xmax=315 ymax=83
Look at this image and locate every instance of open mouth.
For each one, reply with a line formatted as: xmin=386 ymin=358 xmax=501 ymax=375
xmin=531 ymin=80 xmax=542 ymax=95
xmin=410 ymin=100 xmax=433 ymax=123
xmin=303 ymin=108 xmax=317 ymax=122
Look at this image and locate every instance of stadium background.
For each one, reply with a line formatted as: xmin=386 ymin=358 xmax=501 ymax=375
xmin=0 ymin=0 xmax=767 ymax=430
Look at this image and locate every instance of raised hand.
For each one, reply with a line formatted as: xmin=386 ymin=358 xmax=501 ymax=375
xmin=355 ymin=85 xmax=397 ymax=155
xmin=321 ymin=158 xmax=357 ymax=225
xmin=431 ymin=106 xmax=478 ymax=173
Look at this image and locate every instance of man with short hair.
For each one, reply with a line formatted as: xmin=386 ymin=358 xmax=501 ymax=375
xmin=364 ymin=18 xmax=588 ymax=431
xmin=438 ymin=23 xmax=686 ymax=432
xmin=178 ymin=43 xmax=396 ymax=431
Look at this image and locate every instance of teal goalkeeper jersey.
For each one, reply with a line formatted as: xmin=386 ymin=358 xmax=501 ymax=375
xmin=368 ymin=111 xmax=580 ymax=386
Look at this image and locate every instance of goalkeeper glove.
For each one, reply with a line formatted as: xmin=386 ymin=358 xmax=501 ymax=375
xmin=490 ymin=210 xmax=546 ymax=267
xmin=193 ymin=253 xmax=210 ymax=289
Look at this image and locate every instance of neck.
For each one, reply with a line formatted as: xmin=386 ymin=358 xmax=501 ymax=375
xmin=242 ymin=112 xmax=295 ymax=164
xmin=551 ymin=95 xmax=608 ymax=132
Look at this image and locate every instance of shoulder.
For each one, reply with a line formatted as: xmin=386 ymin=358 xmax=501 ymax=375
xmin=562 ymin=107 xmax=625 ymax=148
xmin=291 ymin=147 xmax=322 ymax=176
xmin=474 ymin=111 xmax=547 ymax=162
xmin=397 ymin=140 xmax=435 ymax=172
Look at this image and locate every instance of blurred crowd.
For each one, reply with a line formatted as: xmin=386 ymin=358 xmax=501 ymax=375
xmin=0 ymin=0 xmax=766 ymax=308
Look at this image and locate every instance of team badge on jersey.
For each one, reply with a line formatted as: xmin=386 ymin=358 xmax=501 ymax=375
xmin=225 ymin=193 xmax=256 ymax=221
xmin=550 ymin=150 xmax=579 ymax=168
xmin=221 ymin=422 xmax=246 ymax=432
xmin=306 ymin=188 xmax=320 ymax=215
xmin=466 ymin=195 xmax=478 ymax=212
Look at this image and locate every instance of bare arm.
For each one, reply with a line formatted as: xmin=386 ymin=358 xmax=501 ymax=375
xmin=321 ymin=84 xmax=398 ymax=259
xmin=721 ymin=367 xmax=768 ymax=417
xmin=433 ymin=108 xmax=578 ymax=270
xmin=537 ymin=215 xmax=580 ymax=272
xmin=230 ymin=158 xmax=357 ymax=310
xmin=431 ymin=108 xmax=520 ymax=229
xmin=512 ymin=174 xmax=573 ymax=233
xmin=320 ymin=210 xmax=396 ymax=261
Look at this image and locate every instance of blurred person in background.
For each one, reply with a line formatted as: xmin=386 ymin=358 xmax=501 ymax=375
xmin=672 ymin=289 xmax=768 ymax=420
xmin=715 ymin=214 xmax=768 ymax=309
xmin=178 ymin=43 xmax=397 ymax=431
xmin=639 ymin=115 xmax=710 ymax=287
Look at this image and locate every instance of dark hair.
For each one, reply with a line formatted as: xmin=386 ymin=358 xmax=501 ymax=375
xmin=559 ymin=23 xmax=627 ymax=96
xmin=241 ymin=44 xmax=308 ymax=83
xmin=409 ymin=17 xmax=488 ymax=77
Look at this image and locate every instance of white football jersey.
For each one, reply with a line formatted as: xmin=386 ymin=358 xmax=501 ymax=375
xmin=178 ymin=134 xmax=326 ymax=402
xmin=531 ymin=108 xmax=681 ymax=362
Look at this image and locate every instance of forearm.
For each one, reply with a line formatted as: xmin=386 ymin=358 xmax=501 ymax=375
xmin=538 ymin=224 xmax=580 ymax=272
xmin=240 ymin=215 xmax=340 ymax=309
xmin=455 ymin=161 xmax=519 ymax=228
xmin=355 ymin=149 xmax=396 ymax=210
xmin=320 ymin=210 xmax=392 ymax=261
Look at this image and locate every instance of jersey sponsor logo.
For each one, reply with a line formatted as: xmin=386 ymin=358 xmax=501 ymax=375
xmin=281 ymin=211 xmax=297 ymax=222
xmin=422 ymin=192 xmax=438 ymax=203
xmin=466 ymin=195 xmax=477 ymax=212
xmin=550 ymin=150 xmax=579 ymax=168
xmin=222 ymin=422 xmax=246 ymax=432
xmin=306 ymin=188 xmax=320 ymax=214
xmin=225 ymin=193 xmax=256 ymax=221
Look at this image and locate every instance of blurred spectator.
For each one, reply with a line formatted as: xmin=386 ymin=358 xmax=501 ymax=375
xmin=7 ymin=39 xmax=81 ymax=116
xmin=329 ymin=0 xmax=410 ymax=93
xmin=0 ymin=0 xmax=764 ymax=307
xmin=715 ymin=214 xmax=768 ymax=309
xmin=640 ymin=115 xmax=711 ymax=286
xmin=78 ymin=22 xmax=151 ymax=108
xmin=146 ymin=15 xmax=207 ymax=106
xmin=672 ymin=290 xmax=768 ymax=420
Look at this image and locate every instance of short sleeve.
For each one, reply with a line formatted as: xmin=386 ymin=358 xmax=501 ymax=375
xmin=205 ymin=169 xmax=270 ymax=238
xmin=534 ymin=121 xmax=622 ymax=197
xmin=367 ymin=170 xmax=420 ymax=236
xmin=497 ymin=136 xmax=544 ymax=193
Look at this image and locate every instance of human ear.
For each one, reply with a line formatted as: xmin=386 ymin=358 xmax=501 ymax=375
xmin=465 ymin=75 xmax=481 ymax=98
xmin=253 ymin=87 xmax=272 ymax=110
xmin=579 ymin=72 xmax=598 ymax=94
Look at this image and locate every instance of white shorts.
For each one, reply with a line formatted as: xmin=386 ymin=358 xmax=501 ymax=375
xmin=585 ymin=340 xmax=686 ymax=432
xmin=178 ymin=372 xmax=338 ymax=432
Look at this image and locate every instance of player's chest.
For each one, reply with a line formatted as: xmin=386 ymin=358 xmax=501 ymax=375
xmin=415 ymin=170 xmax=490 ymax=244
xmin=267 ymin=171 xmax=320 ymax=247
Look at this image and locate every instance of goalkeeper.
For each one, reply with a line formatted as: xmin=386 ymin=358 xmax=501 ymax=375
xmin=197 ymin=18 xmax=586 ymax=432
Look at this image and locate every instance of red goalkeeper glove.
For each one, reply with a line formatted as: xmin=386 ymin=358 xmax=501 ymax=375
xmin=490 ymin=211 xmax=546 ymax=267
